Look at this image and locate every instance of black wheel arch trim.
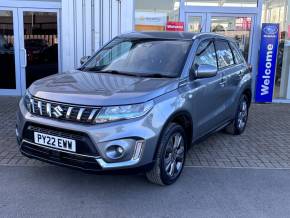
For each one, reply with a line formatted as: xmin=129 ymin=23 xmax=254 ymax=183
xmin=152 ymin=110 xmax=193 ymax=161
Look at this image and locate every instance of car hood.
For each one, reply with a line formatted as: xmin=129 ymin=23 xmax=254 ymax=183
xmin=29 ymin=70 xmax=179 ymax=106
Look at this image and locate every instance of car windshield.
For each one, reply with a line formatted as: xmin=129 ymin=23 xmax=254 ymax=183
xmin=81 ymin=38 xmax=192 ymax=78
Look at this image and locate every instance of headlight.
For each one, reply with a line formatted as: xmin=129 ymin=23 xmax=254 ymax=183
xmin=94 ymin=100 xmax=154 ymax=123
xmin=23 ymin=90 xmax=32 ymax=112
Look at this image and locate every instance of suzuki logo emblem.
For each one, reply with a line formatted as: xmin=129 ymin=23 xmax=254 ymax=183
xmin=53 ymin=105 xmax=63 ymax=118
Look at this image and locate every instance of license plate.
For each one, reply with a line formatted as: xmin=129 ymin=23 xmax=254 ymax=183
xmin=34 ymin=132 xmax=76 ymax=152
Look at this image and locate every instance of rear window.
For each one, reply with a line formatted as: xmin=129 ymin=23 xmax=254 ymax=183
xmin=230 ymin=42 xmax=245 ymax=64
xmin=215 ymin=40 xmax=235 ymax=69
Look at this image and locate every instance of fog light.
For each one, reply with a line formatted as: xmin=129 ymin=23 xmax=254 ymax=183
xmin=116 ymin=146 xmax=124 ymax=154
xmin=106 ymin=145 xmax=125 ymax=160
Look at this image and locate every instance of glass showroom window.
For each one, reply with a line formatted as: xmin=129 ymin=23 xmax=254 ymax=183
xmin=211 ymin=16 xmax=252 ymax=61
xmin=184 ymin=0 xmax=257 ymax=7
xmin=134 ymin=0 xmax=180 ymax=31
xmin=262 ymin=0 xmax=290 ymax=99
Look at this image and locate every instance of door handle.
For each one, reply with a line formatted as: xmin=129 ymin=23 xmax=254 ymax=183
xmin=219 ymin=77 xmax=227 ymax=87
xmin=21 ymin=48 xmax=27 ymax=68
xmin=238 ymin=71 xmax=244 ymax=78
xmin=219 ymin=81 xmax=226 ymax=87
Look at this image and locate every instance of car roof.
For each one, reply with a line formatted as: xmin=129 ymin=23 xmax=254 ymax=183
xmin=119 ymin=31 xmax=197 ymax=41
xmin=118 ymin=31 xmax=233 ymax=41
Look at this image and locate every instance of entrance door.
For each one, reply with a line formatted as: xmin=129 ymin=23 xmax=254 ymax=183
xmin=185 ymin=12 xmax=254 ymax=64
xmin=18 ymin=9 xmax=59 ymax=91
xmin=208 ymin=14 xmax=254 ymax=63
xmin=185 ymin=13 xmax=207 ymax=33
xmin=0 ymin=8 xmax=21 ymax=95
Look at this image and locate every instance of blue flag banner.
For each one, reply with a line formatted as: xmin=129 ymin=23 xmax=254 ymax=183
xmin=255 ymin=23 xmax=280 ymax=103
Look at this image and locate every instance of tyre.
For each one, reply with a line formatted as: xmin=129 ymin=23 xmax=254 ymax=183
xmin=225 ymin=94 xmax=249 ymax=135
xmin=146 ymin=123 xmax=187 ymax=186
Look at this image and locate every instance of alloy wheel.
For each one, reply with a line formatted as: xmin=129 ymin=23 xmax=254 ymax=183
xmin=237 ymin=98 xmax=248 ymax=130
xmin=163 ymin=133 xmax=185 ymax=179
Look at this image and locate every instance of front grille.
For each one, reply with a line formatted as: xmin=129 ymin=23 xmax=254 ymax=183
xmin=27 ymin=96 xmax=101 ymax=124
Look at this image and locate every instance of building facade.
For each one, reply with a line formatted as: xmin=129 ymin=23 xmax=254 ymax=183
xmin=0 ymin=0 xmax=289 ymax=103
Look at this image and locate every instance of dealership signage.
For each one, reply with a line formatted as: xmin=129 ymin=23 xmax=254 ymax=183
xmin=255 ymin=23 xmax=279 ymax=103
xmin=166 ymin=22 xmax=184 ymax=32
xmin=135 ymin=12 xmax=167 ymax=26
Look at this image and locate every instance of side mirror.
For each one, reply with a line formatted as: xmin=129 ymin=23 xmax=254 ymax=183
xmin=193 ymin=64 xmax=217 ymax=79
xmin=80 ymin=56 xmax=91 ymax=65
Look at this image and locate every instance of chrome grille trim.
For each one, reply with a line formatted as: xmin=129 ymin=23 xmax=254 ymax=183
xmin=29 ymin=97 xmax=101 ymax=124
xmin=30 ymin=98 xmax=35 ymax=113
xmin=77 ymin=108 xmax=85 ymax=121
xmin=46 ymin=103 xmax=52 ymax=117
xmin=88 ymin=109 xmax=97 ymax=122
xmin=37 ymin=101 xmax=42 ymax=115
xmin=66 ymin=107 xmax=73 ymax=119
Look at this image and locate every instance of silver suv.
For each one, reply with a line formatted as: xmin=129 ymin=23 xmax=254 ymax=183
xmin=16 ymin=32 xmax=252 ymax=185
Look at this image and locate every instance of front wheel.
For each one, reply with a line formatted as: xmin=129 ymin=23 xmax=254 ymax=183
xmin=146 ymin=123 xmax=187 ymax=186
xmin=225 ymin=94 xmax=249 ymax=135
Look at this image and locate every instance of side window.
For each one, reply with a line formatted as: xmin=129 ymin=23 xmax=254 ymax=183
xmin=215 ymin=40 xmax=235 ymax=69
xmin=194 ymin=40 xmax=217 ymax=68
xmin=230 ymin=42 xmax=245 ymax=64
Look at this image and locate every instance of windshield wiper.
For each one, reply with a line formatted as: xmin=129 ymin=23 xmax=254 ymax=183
xmin=82 ymin=66 xmax=105 ymax=72
xmin=82 ymin=68 xmax=175 ymax=78
xmin=84 ymin=68 xmax=138 ymax=77
xmin=138 ymin=73 xmax=176 ymax=78
xmin=101 ymin=70 xmax=138 ymax=77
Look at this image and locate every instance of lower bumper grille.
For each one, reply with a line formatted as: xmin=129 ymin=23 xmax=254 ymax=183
xmin=21 ymin=141 xmax=102 ymax=171
xmin=22 ymin=123 xmax=99 ymax=157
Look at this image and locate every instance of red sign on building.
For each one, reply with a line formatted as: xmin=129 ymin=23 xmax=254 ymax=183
xmin=166 ymin=21 xmax=184 ymax=32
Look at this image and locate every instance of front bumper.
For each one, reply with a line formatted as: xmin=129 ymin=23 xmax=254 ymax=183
xmin=16 ymin=99 xmax=161 ymax=171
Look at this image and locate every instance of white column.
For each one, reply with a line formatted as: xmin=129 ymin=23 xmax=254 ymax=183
xmin=75 ymin=0 xmax=84 ymax=66
xmin=252 ymin=0 xmax=264 ymax=94
xmin=285 ymin=0 xmax=290 ymax=99
xmin=121 ymin=0 xmax=134 ymax=33
xmin=61 ymin=0 xmax=94 ymax=71
xmin=84 ymin=0 xmax=93 ymax=56
xmin=61 ymin=0 xmax=134 ymax=71
xmin=92 ymin=0 xmax=101 ymax=51
xmin=61 ymin=0 xmax=76 ymax=71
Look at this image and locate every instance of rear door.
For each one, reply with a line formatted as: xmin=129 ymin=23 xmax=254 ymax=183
xmin=214 ymin=39 xmax=239 ymax=121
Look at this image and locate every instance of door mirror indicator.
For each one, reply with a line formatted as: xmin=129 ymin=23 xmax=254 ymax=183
xmin=80 ymin=56 xmax=91 ymax=65
xmin=193 ymin=64 xmax=217 ymax=79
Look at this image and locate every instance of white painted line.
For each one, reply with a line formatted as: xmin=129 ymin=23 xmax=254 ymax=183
xmin=184 ymin=165 xmax=290 ymax=170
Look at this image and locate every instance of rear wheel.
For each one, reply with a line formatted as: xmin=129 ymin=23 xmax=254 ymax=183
xmin=146 ymin=123 xmax=186 ymax=186
xmin=225 ymin=94 xmax=249 ymax=135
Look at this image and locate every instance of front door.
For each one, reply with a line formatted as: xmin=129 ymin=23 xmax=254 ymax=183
xmin=191 ymin=39 xmax=226 ymax=135
xmin=18 ymin=9 xmax=59 ymax=91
